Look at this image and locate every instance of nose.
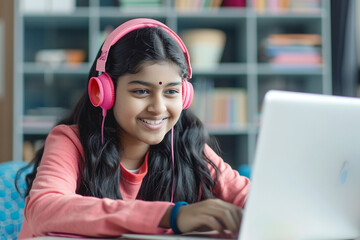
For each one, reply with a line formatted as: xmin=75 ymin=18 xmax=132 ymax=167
xmin=147 ymin=93 xmax=167 ymax=114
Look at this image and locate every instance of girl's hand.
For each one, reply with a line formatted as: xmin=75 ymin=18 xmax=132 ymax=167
xmin=176 ymin=199 xmax=243 ymax=236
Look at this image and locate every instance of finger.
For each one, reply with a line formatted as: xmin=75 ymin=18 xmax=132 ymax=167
xmin=205 ymin=206 xmax=238 ymax=234
xmin=211 ymin=200 xmax=243 ymax=230
xmin=220 ymin=209 xmax=238 ymax=234
xmin=229 ymin=207 xmax=243 ymax=228
xmin=198 ymin=215 xmax=223 ymax=232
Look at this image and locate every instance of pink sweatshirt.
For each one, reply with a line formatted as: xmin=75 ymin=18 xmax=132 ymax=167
xmin=18 ymin=124 xmax=250 ymax=239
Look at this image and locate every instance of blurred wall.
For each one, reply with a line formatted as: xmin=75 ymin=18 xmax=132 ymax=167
xmin=0 ymin=0 xmax=14 ymax=162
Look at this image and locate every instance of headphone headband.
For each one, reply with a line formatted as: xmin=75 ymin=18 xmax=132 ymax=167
xmin=96 ymin=18 xmax=192 ymax=78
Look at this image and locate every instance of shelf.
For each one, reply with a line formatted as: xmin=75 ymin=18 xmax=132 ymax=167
xmin=256 ymin=63 xmax=323 ymax=75
xmin=176 ymin=7 xmax=247 ymax=19
xmin=193 ymin=63 xmax=248 ymax=76
xmin=99 ymin=7 xmax=168 ymax=18
xmin=23 ymin=63 xmax=90 ymax=75
xmin=25 ymin=62 xmax=320 ymax=76
xmin=23 ymin=8 xmax=90 ymax=25
xmin=255 ymin=11 xmax=324 ymax=19
xmin=22 ymin=118 xmax=256 ymax=136
xmin=22 ymin=115 xmax=59 ymax=135
xmin=207 ymin=124 xmax=257 ymax=135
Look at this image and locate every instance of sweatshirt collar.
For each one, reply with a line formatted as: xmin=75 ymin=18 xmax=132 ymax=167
xmin=120 ymin=152 xmax=149 ymax=183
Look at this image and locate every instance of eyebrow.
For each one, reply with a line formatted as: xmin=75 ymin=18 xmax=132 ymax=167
xmin=128 ymin=80 xmax=182 ymax=87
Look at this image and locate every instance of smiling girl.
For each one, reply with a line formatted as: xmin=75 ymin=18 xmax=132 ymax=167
xmin=16 ymin=18 xmax=250 ymax=239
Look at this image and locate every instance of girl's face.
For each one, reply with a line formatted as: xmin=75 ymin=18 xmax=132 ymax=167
xmin=113 ymin=62 xmax=183 ymax=146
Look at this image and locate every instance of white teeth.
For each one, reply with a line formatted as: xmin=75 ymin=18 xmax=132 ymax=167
xmin=141 ymin=119 xmax=164 ymax=125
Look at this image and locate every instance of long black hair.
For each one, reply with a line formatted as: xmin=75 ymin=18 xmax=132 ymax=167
xmin=16 ymin=26 xmax=220 ymax=203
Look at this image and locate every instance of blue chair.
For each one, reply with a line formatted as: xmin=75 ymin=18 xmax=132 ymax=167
xmin=0 ymin=161 xmax=32 ymax=240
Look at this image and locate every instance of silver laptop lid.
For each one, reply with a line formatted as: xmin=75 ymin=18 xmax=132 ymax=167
xmin=240 ymin=90 xmax=360 ymax=240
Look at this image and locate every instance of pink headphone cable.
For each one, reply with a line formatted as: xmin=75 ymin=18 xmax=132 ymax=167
xmin=171 ymin=127 xmax=175 ymax=203
xmin=101 ymin=109 xmax=107 ymax=145
xmin=101 ymin=116 xmax=105 ymax=145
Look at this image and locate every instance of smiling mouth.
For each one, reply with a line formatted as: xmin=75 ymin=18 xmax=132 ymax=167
xmin=139 ymin=118 xmax=168 ymax=125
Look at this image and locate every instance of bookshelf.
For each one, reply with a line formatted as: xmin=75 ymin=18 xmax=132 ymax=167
xmin=13 ymin=0 xmax=332 ymax=171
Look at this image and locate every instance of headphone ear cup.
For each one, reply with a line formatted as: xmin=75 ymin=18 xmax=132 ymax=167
xmin=182 ymin=80 xmax=194 ymax=110
xmin=88 ymin=72 xmax=115 ymax=111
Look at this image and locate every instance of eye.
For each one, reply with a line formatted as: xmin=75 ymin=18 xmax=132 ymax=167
xmin=132 ymin=89 xmax=149 ymax=95
xmin=165 ymin=89 xmax=180 ymax=95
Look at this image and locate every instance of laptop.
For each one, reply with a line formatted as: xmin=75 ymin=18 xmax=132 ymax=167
xmin=239 ymin=90 xmax=360 ymax=240
xmin=121 ymin=90 xmax=360 ymax=240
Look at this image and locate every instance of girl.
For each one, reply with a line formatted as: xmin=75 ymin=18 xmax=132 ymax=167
xmin=16 ymin=18 xmax=250 ymax=239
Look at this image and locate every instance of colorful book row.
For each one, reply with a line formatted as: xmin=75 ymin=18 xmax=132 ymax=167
xmin=175 ymin=0 xmax=224 ymax=11
xmin=252 ymin=0 xmax=322 ymax=13
xmin=260 ymin=34 xmax=322 ymax=68
xmin=191 ymin=85 xmax=248 ymax=128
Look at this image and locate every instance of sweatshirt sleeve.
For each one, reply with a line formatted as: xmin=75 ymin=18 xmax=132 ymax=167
xmin=204 ymin=144 xmax=250 ymax=208
xmin=24 ymin=125 xmax=172 ymax=238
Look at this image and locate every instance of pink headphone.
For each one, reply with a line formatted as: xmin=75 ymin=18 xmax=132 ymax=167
xmin=88 ymin=18 xmax=194 ymax=122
